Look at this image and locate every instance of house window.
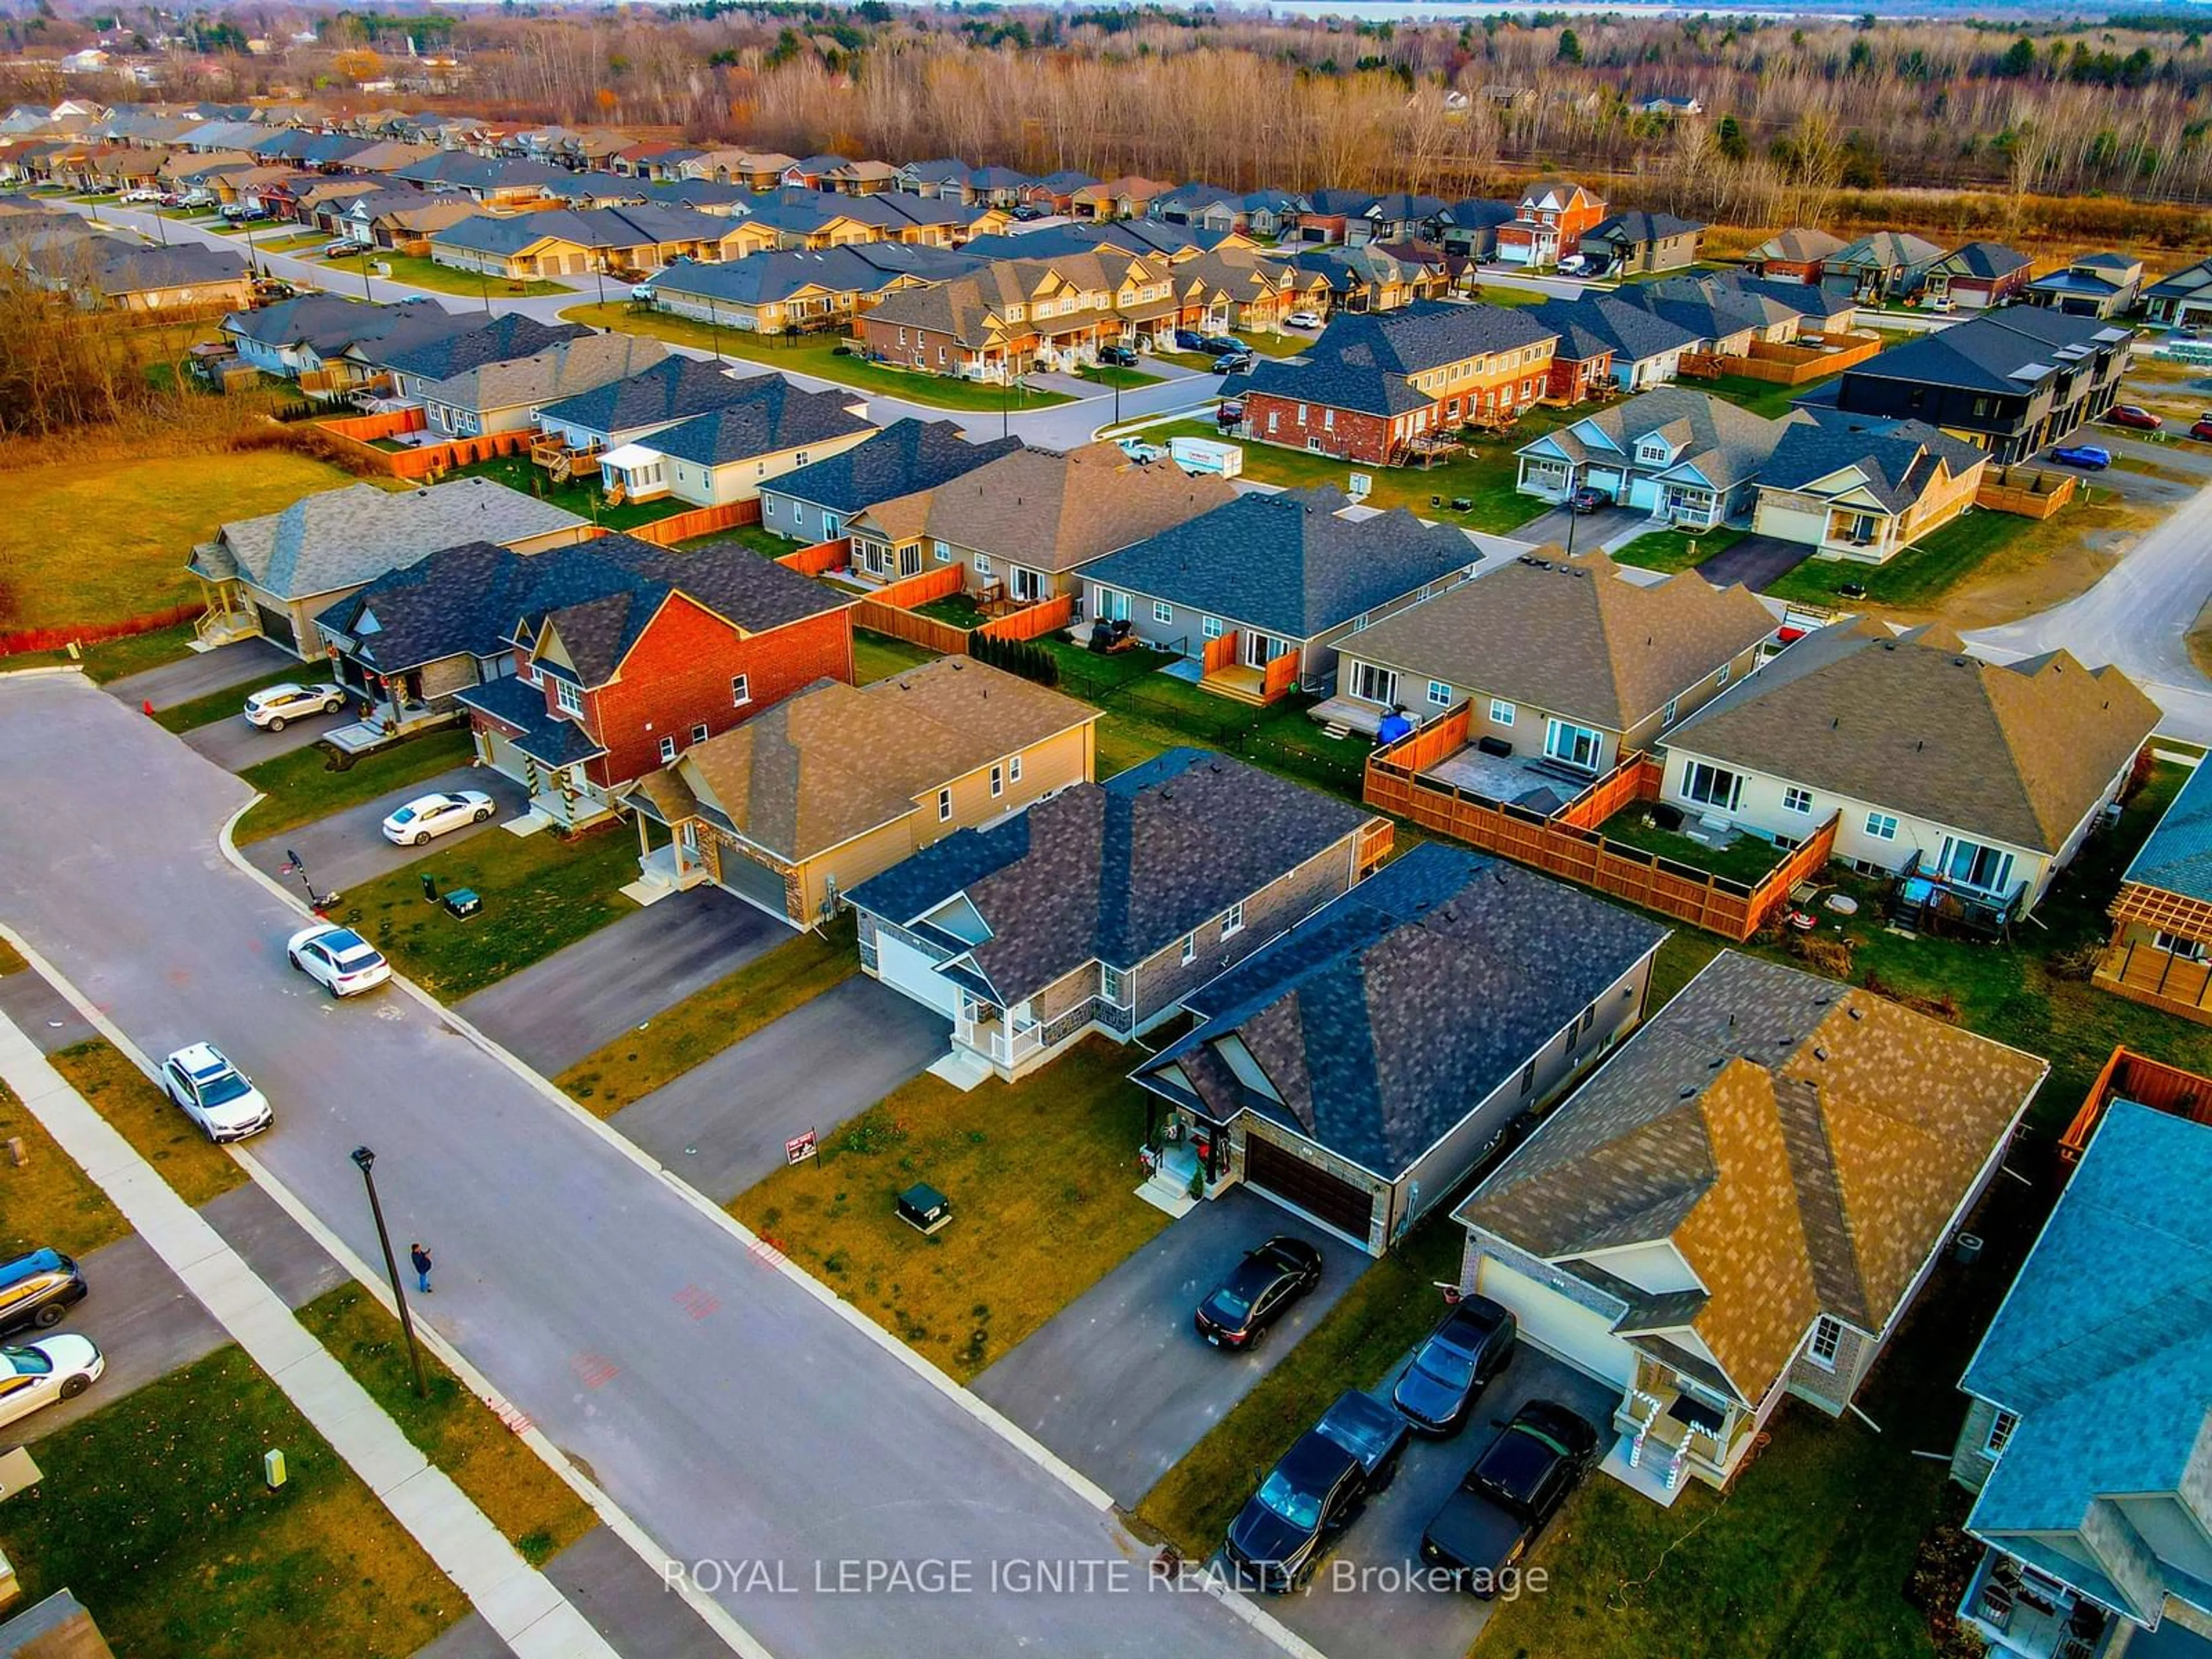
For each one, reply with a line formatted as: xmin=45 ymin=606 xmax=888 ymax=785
xmin=1490 ymin=698 xmax=1514 ymax=727
xmin=1783 ymin=786 xmax=1814 ymax=815
xmin=2154 ymin=930 xmax=2208 ymax=963
xmin=1662 ymin=698 xmax=1680 ymax=726
xmin=1154 ymin=600 xmax=1174 ymax=624
xmin=1544 ymin=719 xmax=1601 ymax=771
xmin=1681 ymin=762 xmax=1743 ymax=813
xmin=1716 ymin=664 xmax=1732 ymax=688
xmin=554 ymin=679 xmax=582 ymax=717
xmin=1984 ymin=1408 xmax=2020 ymax=1458
xmin=1348 ymin=662 xmax=1397 ymax=706
xmin=932 ymin=539 xmax=951 ymax=563
xmin=1938 ymin=836 xmax=2016 ymax=897
xmin=1865 ymin=812 xmax=1899 ymax=841
xmin=973 ymin=553 xmax=993 ymax=577
xmin=937 ymin=787 xmax=952 ymax=823
xmin=691 ymin=723 xmax=709 ymax=744
xmin=1323 ymin=408 xmax=1335 ymax=431
xmin=1519 ymin=1059 xmax=1536 ymax=1097
xmin=1101 ymin=964 xmax=1126 ymax=1003
xmin=1201 ymin=616 xmax=1223 ymax=639
xmin=990 ymin=763 xmax=1004 ymax=798
xmin=1180 ymin=934 xmax=1196 ymax=965
xmin=1808 ymin=1316 xmax=1844 ymax=1371
xmin=658 ymin=734 xmax=677 ymax=762
xmin=731 ymin=674 xmax=751 ymax=706
xmin=1427 ymin=680 xmax=1453 ymax=708
xmin=1222 ymin=900 xmax=1245 ymax=938
xmin=1008 ymin=753 xmax=1022 ymax=783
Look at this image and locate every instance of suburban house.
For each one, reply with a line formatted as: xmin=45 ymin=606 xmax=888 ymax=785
xmin=844 ymin=440 xmax=1234 ymax=601
xmin=1659 ymin=620 xmax=2159 ymax=919
xmin=622 ymin=657 xmax=1099 ymax=925
xmin=1821 ymin=230 xmax=1945 ymax=304
xmin=452 ymin=535 xmax=858 ymax=830
xmin=594 ymin=376 xmax=877 ymax=509
xmin=374 ymin=313 xmax=588 ymax=403
xmin=1077 ymin=486 xmax=1503 ymax=702
xmin=52 ymin=238 xmax=248 ymax=312
xmin=1816 ymin=307 xmax=2134 ymax=463
xmin=418 ymin=334 xmax=670 ymax=438
xmin=1749 ymin=412 xmax=1990 ymax=565
xmin=1283 ymin=244 xmax=1449 ymax=313
xmin=221 ymin=292 xmax=453 ymax=385
xmin=2024 ymin=251 xmax=2143 ymax=320
xmin=1495 ymin=179 xmax=1609 ymax=268
xmin=1923 ymin=241 xmax=2034 ymax=310
xmin=759 ymin=418 xmax=1022 ymax=546
xmin=1526 ymin=295 xmax=1702 ymax=393
xmin=1437 ymin=199 xmax=1520 ymax=261
xmin=1949 ymin=1100 xmax=2212 ymax=1659
xmin=351 ymin=194 xmax=480 ymax=252
xmin=1131 ymin=843 xmax=1669 ymax=1252
xmin=1459 ymin=950 xmax=2046 ymax=1502
xmin=189 ymin=478 xmax=592 ymax=658
xmin=532 ymin=356 xmax=785 ymax=459
xmin=1068 ymin=176 xmax=1173 ymax=220
xmin=1324 ymin=551 xmax=1774 ymax=779
xmin=847 ymin=748 xmax=1387 ymax=1083
xmin=645 ymin=244 xmax=983 ymax=335
xmin=1230 ymin=301 xmax=1563 ymax=466
xmin=428 ymin=205 xmax=771 ymax=281
xmin=1514 ymin=386 xmax=1801 ymax=529
xmin=2096 ymin=759 xmax=2212 ymax=1023
xmin=1578 ymin=210 xmax=1705 ymax=275
xmin=2141 ymin=256 xmax=2212 ymax=327
xmin=1520 ymin=304 xmax=1623 ymax=404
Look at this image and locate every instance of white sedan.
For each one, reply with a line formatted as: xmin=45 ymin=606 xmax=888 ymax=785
xmin=243 ymin=681 xmax=346 ymax=730
xmin=160 ymin=1043 xmax=274 ymax=1143
xmin=286 ymin=924 xmax=391 ymax=997
xmin=1285 ymin=310 xmax=1325 ymax=330
xmin=381 ymin=790 xmax=494 ymax=845
xmin=0 ymin=1335 xmax=104 ymax=1430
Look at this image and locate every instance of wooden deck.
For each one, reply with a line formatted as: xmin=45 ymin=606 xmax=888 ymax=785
xmin=2093 ymin=942 xmax=2212 ymax=1027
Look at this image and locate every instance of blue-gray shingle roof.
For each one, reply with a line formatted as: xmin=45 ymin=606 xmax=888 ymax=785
xmin=2120 ymin=757 xmax=2212 ymax=906
xmin=640 ymin=379 xmax=873 ymax=468
xmin=768 ymin=418 xmax=1021 ymax=517
xmin=535 ymin=356 xmax=760 ymax=438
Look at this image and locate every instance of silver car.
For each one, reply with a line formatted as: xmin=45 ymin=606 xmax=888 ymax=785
xmin=243 ymin=682 xmax=346 ymax=731
xmin=381 ymin=790 xmax=495 ymax=846
xmin=160 ymin=1043 xmax=274 ymax=1143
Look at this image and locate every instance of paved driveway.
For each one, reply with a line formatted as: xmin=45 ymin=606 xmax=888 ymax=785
xmin=974 ymin=1188 xmax=1374 ymax=1506
xmin=1509 ymin=502 xmax=1645 ymax=552
xmin=1697 ymin=532 xmax=1813 ymax=593
xmin=184 ymin=702 xmax=352 ymax=772
xmin=1273 ymin=1347 xmax=1623 ymax=1658
xmin=15 ymin=1231 xmax=226 ymax=1442
xmin=456 ymin=888 xmax=788 ymax=1075
xmin=611 ymin=975 xmax=949 ymax=1203
xmin=104 ymin=638 xmax=290 ymax=713
xmin=241 ymin=764 xmax=528 ymax=895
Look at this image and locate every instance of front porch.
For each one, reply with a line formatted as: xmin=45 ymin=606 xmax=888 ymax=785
xmin=620 ymin=816 xmax=715 ymax=907
xmin=1815 ymin=504 xmax=1904 ymax=563
xmin=1960 ymin=1550 xmax=2120 ymax=1659
xmin=1601 ymin=1361 xmax=1758 ymax=1502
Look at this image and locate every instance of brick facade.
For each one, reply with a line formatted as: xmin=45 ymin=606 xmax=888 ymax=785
xmin=1239 ymin=394 xmax=1396 ymax=465
xmin=1546 ymin=349 xmax=1616 ymax=403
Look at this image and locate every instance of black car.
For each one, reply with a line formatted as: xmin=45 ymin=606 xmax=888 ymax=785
xmin=1567 ymin=485 xmax=1613 ymax=514
xmin=0 ymin=1248 xmax=88 ymax=1338
xmin=1173 ymin=328 xmax=1206 ymax=352
xmin=1098 ymin=344 xmax=1140 ymax=369
xmin=1421 ymin=1399 xmax=1600 ymax=1594
xmin=1224 ymin=1429 xmax=1367 ymax=1591
xmin=1213 ymin=351 xmax=1255 ymax=376
xmin=1391 ymin=1296 xmax=1517 ymax=1435
xmin=1194 ymin=1235 xmax=1323 ymax=1350
xmin=1198 ymin=334 xmax=1243 ymax=357
xmin=1011 ymin=203 xmax=1047 ymax=221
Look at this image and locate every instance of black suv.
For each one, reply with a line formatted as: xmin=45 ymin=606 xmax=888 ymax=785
xmin=1391 ymin=1296 xmax=1517 ymax=1435
xmin=0 ymin=1248 xmax=88 ymax=1337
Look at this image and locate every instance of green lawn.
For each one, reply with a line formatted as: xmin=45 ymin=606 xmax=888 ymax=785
xmin=730 ymin=1038 xmax=1169 ymax=1381
xmin=0 ymin=1346 xmax=463 ymax=1659
xmin=49 ymin=1037 xmax=245 ymax=1206
xmin=853 ymin=628 xmax=943 ymax=684
xmin=233 ymin=728 xmax=474 ymax=845
xmin=1700 ymin=369 xmax=1844 ymax=422
xmin=0 ymin=1075 xmax=130 ymax=1259
xmin=2 ymin=621 xmax=199 ymax=681
xmin=340 ymin=250 xmax=568 ymax=299
xmin=1612 ymin=525 xmax=1746 ymax=575
xmin=559 ymin=303 xmax=1076 ymax=414
xmin=1075 ymin=362 xmax=1163 ymax=391
xmin=1764 ymin=508 xmax=2037 ymax=608
xmin=1470 ymin=283 xmax=1551 ymax=308
xmin=915 ymin=592 xmax=987 ymax=630
xmin=1137 ymin=1215 xmax=1464 ymax=1557
xmin=328 ymin=821 xmax=641 ymax=1000
xmin=1598 ymin=805 xmax=1786 ymax=886
xmin=556 ymin=917 xmax=859 ymax=1115
xmin=298 ymin=1286 xmax=595 ymax=1564
xmin=154 ymin=664 xmax=319 ymax=734
xmin=677 ymin=524 xmax=793 ymax=559
xmin=445 ymin=452 xmax=694 ymax=535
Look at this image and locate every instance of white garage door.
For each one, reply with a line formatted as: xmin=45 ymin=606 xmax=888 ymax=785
xmin=479 ymin=727 xmax=525 ymax=784
xmin=874 ymin=929 xmax=963 ymax=1020
xmin=1476 ymin=1254 xmax=1636 ymax=1388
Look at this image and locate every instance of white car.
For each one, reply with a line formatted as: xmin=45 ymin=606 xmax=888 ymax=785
xmin=0 ymin=1335 xmax=104 ymax=1430
xmin=1118 ymin=437 xmax=1168 ymax=464
xmin=159 ymin=1043 xmax=273 ymax=1143
xmin=286 ymin=924 xmax=391 ymax=997
xmin=1285 ymin=310 xmax=1324 ymax=330
xmin=120 ymin=187 xmax=164 ymax=204
xmin=243 ymin=681 xmax=346 ymax=730
xmin=381 ymin=790 xmax=495 ymax=846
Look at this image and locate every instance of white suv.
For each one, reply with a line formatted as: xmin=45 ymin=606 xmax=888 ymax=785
xmin=160 ymin=1044 xmax=274 ymax=1143
xmin=243 ymin=682 xmax=346 ymax=731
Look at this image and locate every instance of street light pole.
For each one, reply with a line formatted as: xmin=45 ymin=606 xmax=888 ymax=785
xmin=350 ymin=1146 xmax=427 ymax=1399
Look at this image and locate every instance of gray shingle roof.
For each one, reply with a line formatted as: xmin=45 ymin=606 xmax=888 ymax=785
xmin=637 ymin=379 xmax=873 ymax=468
xmin=1527 ymin=295 xmax=1702 ymax=365
xmin=1134 ymin=843 xmax=1668 ymax=1180
xmin=1236 ymin=300 xmax=1558 ymax=420
xmin=1758 ymin=411 xmax=1989 ymax=513
xmin=1842 ymin=307 xmax=2130 ymax=398
xmin=534 ymin=357 xmax=761 ymax=440
xmin=418 ymin=333 xmax=669 ymax=418
xmin=376 ymin=314 xmax=584 ymax=383
xmin=457 ymin=672 xmax=607 ymax=767
xmin=767 ymin=418 xmax=1021 ymax=517
xmin=1930 ymin=240 xmax=2031 ymax=282
xmin=1529 ymin=385 xmax=1801 ymax=493
xmin=1585 ymin=209 xmax=1705 ymax=245
xmin=2118 ymin=755 xmax=2212 ymax=905
xmin=649 ymin=243 xmax=984 ymax=307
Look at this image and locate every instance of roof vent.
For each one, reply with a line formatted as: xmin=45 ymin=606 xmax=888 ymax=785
xmin=1813 ymin=1046 xmax=1828 ymax=1062
xmin=1678 ymin=1086 xmax=1699 ymax=1100
xmin=1709 ymin=1055 xmax=1726 ymax=1070
xmin=1848 ymin=1005 xmax=1863 ymax=1020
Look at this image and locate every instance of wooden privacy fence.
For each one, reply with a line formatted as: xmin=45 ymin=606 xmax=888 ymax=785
xmin=854 ymin=565 xmax=969 ymax=654
xmin=777 ymin=536 xmax=853 ymax=575
xmin=2062 ymin=1046 xmax=2212 ymax=1161
xmin=630 ymin=498 xmax=764 ymax=548
xmin=313 ymin=407 xmax=539 ymax=482
xmin=1203 ymin=631 xmax=1239 ymax=676
xmin=1262 ymin=652 xmax=1301 ymax=702
xmin=1710 ymin=331 xmax=1886 ymax=385
xmin=1363 ymin=715 xmax=1840 ymax=941
xmin=976 ymin=593 xmax=1074 ymax=643
xmin=1976 ymin=467 xmax=2077 ymax=520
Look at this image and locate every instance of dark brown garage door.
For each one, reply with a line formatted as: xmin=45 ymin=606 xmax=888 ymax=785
xmin=1245 ymin=1136 xmax=1375 ymax=1243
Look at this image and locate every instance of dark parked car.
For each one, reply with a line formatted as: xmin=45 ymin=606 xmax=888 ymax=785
xmin=1567 ymin=485 xmax=1613 ymax=514
xmin=2193 ymin=418 xmax=2212 ymax=444
xmin=1224 ymin=1391 xmax=1406 ymax=1591
xmin=1213 ymin=351 xmax=1255 ymax=375
xmin=1391 ymin=1296 xmax=1517 ymax=1435
xmin=2050 ymin=444 xmax=2112 ymax=470
xmin=0 ymin=1249 xmax=88 ymax=1338
xmin=1173 ymin=328 xmax=1206 ymax=352
xmin=1011 ymin=203 xmax=1047 ymax=221
xmin=1097 ymin=344 xmax=1140 ymax=369
xmin=1198 ymin=334 xmax=1243 ymax=357
xmin=1421 ymin=1399 xmax=1601 ymax=1594
xmin=1194 ymin=1235 xmax=1323 ymax=1350
xmin=2105 ymin=403 xmax=2161 ymax=431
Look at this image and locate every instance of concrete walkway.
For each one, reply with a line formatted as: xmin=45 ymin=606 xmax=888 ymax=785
xmin=0 ymin=1010 xmax=620 ymax=1659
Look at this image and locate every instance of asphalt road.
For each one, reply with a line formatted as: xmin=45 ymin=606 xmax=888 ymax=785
xmin=974 ymin=1188 xmax=1372 ymax=1507
xmin=184 ymin=701 xmax=350 ymax=771
xmin=104 ymin=637 xmax=291 ymax=712
xmin=0 ymin=675 xmax=1286 ymax=1659
xmin=611 ymin=975 xmax=950 ymax=1204
xmin=240 ymin=763 xmax=526 ymax=895
xmin=455 ymin=887 xmax=787 ymax=1077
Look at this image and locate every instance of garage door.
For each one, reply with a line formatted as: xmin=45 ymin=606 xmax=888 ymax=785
xmin=1584 ymin=467 xmax=1624 ymax=495
xmin=480 ymin=727 xmax=524 ymax=782
xmin=1245 ymin=1135 xmax=1376 ymax=1245
xmin=717 ymin=846 xmax=793 ymax=923
xmin=874 ymin=928 xmax=962 ymax=1019
xmin=1475 ymin=1254 xmax=1635 ymax=1387
xmin=253 ymin=601 xmax=297 ymax=654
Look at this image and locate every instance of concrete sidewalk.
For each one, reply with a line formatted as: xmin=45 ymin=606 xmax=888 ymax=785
xmin=0 ymin=1011 xmax=620 ymax=1659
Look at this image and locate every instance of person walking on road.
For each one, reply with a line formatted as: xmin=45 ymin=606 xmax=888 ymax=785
xmin=410 ymin=1241 xmax=434 ymax=1295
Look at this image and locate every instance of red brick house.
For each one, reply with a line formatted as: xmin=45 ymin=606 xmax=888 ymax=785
xmin=1494 ymin=180 xmax=1608 ymax=269
xmin=453 ymin=533 xmax=855 ymax=829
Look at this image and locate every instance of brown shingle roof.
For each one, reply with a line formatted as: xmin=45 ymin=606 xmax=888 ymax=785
xmin=1345 ymin=551 xmax=1775 ymax=733
xmin=663 ymin=657 xmax=1099 ymax=862
xmin=1668 ymin=620 xmax=2159 ymax=853
xmin=1459 ymin=952 xmax=2047 ymax=1404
